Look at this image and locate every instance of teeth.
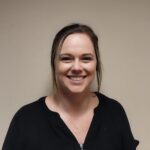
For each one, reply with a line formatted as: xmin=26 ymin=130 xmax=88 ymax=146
xmin=69 ymin=76 xmax=85 ymax=81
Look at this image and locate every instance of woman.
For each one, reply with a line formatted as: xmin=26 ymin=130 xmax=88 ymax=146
xmin=2 ymin=23 xmax=139 ymax=150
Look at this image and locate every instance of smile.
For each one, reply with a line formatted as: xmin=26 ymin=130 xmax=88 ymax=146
xmin=67 ymin=76 xmax=86 ymax=81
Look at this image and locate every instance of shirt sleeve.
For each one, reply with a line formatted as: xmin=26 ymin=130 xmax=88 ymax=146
xmin=118 ymin=104 xmax=139 ymax=150
xmin=2 ymin=108 xmax=27 ymax=150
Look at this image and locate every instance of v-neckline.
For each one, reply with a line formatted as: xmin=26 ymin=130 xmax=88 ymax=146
xmin=41 ymin=92 xmax=104 ymax=148
xmin=55 ymin=107 xmax=96 ymax=146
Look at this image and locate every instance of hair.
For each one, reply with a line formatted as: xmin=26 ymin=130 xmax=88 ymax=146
xmin=51 ymin=23 xmax=102 ymax=91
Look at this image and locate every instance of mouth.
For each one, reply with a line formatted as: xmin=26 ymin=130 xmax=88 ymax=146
xmin=67 ymin=75 xmax=86 ymax=81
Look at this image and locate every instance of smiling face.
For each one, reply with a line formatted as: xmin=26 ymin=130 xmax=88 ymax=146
xmin=55 ymin=33 xmax=97 ymax=94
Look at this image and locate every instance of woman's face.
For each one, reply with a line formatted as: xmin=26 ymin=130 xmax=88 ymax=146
xmin=55 ymin=33 xmax=97 ymax=94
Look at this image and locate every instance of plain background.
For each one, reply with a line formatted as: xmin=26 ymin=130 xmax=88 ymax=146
xmin=0 ymin=0 xmax=150 ymax=149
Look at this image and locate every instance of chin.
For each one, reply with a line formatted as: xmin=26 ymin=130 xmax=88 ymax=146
xmin=65 ymin=85 xmax=90 ymax=94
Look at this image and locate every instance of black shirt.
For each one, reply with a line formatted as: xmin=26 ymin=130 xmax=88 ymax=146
xmin=2 ymin=92 xmax=139 ymax=150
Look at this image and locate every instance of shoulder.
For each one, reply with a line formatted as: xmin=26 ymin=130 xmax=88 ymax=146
xmin=95 ymin=92 xmax=127 ymax=116
xmin=12 ymin=97 xmax=46 ymax=124
xmin=17 ymin=97 xmax=45 ymax=113
xmin=95 ymin=92 xmax=129 ymax=127
xmin=96 ymin=92 xmax=124 ymax=109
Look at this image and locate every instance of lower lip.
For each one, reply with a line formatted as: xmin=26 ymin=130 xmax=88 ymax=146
xmin=68 ymin=77 xmax=86 ymax=84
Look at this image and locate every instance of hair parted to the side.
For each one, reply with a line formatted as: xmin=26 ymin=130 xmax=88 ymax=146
xmin=51 ymin=23 xmax=102 ymax=91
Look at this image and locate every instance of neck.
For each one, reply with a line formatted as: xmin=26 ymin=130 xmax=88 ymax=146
xmin=54 ymin=90 xmax=95 ymax=115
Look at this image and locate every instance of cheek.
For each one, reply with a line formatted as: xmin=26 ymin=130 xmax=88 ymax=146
xmin=84 ymin=63 xmax=97 ymax=74
xmin=55 ymin=62 xmax=71 ymax=74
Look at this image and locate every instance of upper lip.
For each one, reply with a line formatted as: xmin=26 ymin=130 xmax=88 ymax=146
xmin=67 ymin=75 xmax=86 ymax=78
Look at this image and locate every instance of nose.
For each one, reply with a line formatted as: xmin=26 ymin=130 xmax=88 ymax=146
xmin=71 ymin=59 xmax=83 ymax=74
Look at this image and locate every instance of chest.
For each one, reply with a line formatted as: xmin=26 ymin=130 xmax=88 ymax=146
xmin=27 ymin=117 xmax=122 ymax=150
xmin=59 ymin=111 xmax=94 ymax=145
xmin=25 ymin=106 xmax=122 ymax=150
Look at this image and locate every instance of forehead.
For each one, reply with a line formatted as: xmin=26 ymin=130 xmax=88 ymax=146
xmin=60 ymin=33 xmax=95 ymax=54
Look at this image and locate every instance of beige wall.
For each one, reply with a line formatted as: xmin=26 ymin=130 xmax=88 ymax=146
xmin=0 ymin=0 xmax=150 ymax=149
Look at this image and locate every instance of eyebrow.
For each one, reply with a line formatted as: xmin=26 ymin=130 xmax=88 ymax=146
xmin=59 ymin=53 xmax=95 ymax=57
xmin=59 ymin=53 xmax=72 ymax=56
xmin=82 ymin=53 xmax=95 ymax=57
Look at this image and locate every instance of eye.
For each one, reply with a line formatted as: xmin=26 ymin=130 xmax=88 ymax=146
xmin=82 ymin=56 xmax=94 ymax=62
xmin=59 ymin=56 xmax=73 ymax=63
